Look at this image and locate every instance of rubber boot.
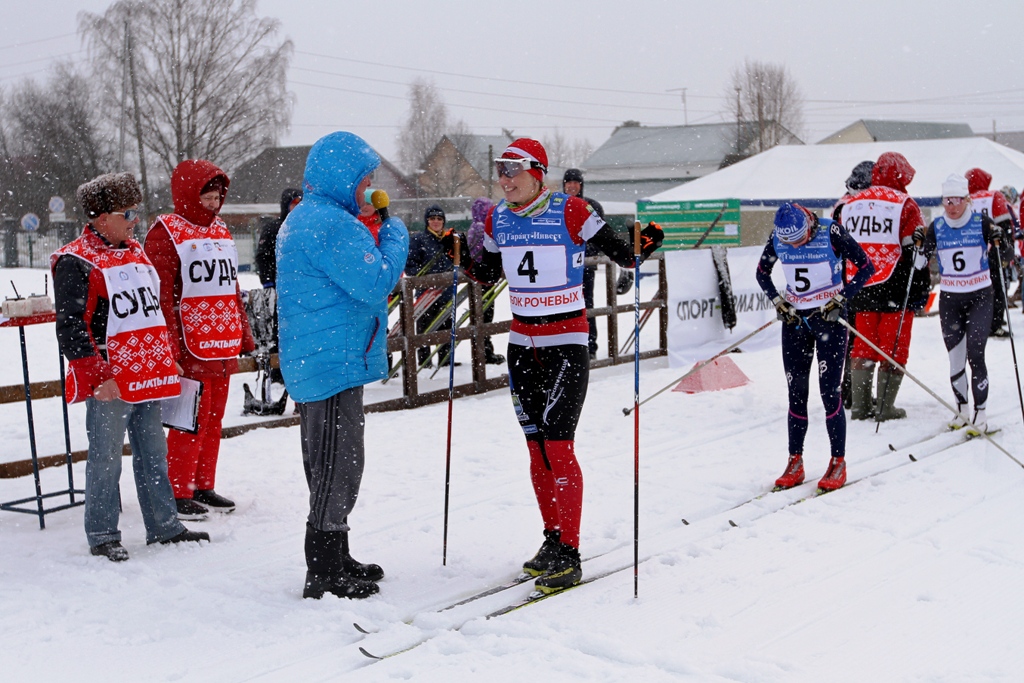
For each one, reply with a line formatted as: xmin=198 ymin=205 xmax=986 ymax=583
xmin=303 ymin=524 xmax=378 ymax=600
xmin=850 ymin=364 xmax=875 ymax=420
xmin=875 ymin=368 xmax=907 ymax=421
xmin=341 ymin=530 xmax=384 ymax=582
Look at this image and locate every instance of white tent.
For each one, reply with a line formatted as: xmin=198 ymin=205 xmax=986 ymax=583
xmin=649 ymin=137 xmax=1024 ymax=209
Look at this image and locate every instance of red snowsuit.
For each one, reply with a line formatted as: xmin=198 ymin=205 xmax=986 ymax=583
xmin=845 ymin=152 xmax=925 ymax=367
xmin=144 ymin=160 xmax=254 ymax=500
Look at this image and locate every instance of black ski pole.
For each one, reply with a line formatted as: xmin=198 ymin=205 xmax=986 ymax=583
xmin=442 ymin=236 xmax=460 ymax=565
xmin=994 ymin=239 xmax=1024 ymax=425
xmin=631 ymin=221 xmax=642 ymax=599
xmin=874 ymin=256 xmax=918 ymax=433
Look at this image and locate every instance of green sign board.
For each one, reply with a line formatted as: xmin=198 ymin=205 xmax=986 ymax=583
xmin=636 ymin=199 xmax=741 ymax=250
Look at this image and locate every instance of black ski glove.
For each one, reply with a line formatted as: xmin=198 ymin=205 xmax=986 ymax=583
xmin=629 ymin=222 xmax=664 ymax=261
xmin=820 ymin=293 xmax=846 ymax=322
xmin=772 ymin=295 xmax=799 ymax=325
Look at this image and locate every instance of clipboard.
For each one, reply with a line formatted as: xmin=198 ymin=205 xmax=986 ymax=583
xmin=161 ymin=377 xmax=203 ymax=433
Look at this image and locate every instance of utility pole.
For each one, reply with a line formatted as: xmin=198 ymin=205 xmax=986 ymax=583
xmin=735 ymin=87 xmax=742 ymax=154
xmin=666 ymin=88 xmax=688 ymax=125
xmin=487 ymin=144 xmax=493 ymax=199
xmin=126 ymin=15 xmax=150 ymax=220
xmin=118 ymin=22 xmax=129 ymax=170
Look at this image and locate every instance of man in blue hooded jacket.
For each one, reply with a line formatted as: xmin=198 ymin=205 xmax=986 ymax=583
xmin=276 ymin=131 xmax=409 ymax=599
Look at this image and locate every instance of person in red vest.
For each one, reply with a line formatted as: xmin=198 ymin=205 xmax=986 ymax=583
xmin=52 ymin=172 xmax=209 ymax=561
xmin=145 ymin=160 xmax=255 ymax=521
xmin=840 ymin=152 xmax=930 ymax=422
xmin=965 ymin=168 xmax=1015 ymax=337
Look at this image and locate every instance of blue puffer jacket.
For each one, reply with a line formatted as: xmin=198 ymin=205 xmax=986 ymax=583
xmin=276 ymin=132 xmax=409 ymax=402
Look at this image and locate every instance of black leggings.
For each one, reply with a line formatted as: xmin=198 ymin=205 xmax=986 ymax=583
xmin=507 ymin=344 xmax=590 ymax=442
xmin=940 ymin=288 xmax=993 ymax=409
xmin=781 ymin=313 xmax=848 ymax=459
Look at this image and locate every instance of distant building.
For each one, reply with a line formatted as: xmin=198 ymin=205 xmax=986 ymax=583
xmin=581 ymin=122 xmax=802 ymax=203
xmin=818 ymin=120 xmax=974 ymax=144
xmin=418 ymin=133 xmax=512 ymax=201
xmin=221 ymin=145 xmax=416 ymax=230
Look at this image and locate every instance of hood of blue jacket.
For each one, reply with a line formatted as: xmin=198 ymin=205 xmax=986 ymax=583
xmin=302 ymin=131 xmax=380 ymax=215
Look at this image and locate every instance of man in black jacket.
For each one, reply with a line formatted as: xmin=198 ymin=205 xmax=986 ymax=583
xmin=253 ymin=188 xmax=301 ymax=384
xmin=405 ymin=205 xmax=464 ymax=368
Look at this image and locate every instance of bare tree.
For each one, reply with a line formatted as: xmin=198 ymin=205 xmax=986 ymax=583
xmin=396 ymin=78 xmax=451 ymax=174
xmin=542 ymin=129 xmax=594 ymax=169
xmin=724 ymin=59 xmax=804 ymax=153
xmin=1 ymin=63 xmax=113 ymax=219
xmin=79 ymin=0 xmax=293 ymax=178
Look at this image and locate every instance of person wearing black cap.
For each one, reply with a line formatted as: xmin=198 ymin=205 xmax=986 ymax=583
xmin=405 ymin=204 xmax=465 ymax=367
xmin=253 ymin=188 xmax=302 ymax=385
xmin=755 ymin=203 xmax=874 ymax=493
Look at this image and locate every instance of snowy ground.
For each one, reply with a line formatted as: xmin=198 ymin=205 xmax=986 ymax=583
xmin=2 ymin=267 xmax=1024 ymax=682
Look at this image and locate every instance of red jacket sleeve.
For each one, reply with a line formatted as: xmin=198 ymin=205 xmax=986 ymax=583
xmin=900 ymin=198 xmax=924 ymax=242
xmin=143 ymin=221 xmax=185 ymax=363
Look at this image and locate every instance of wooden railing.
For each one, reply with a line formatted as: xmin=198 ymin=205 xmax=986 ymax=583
xmin=0 ymin=255 xmax=666 ymax=478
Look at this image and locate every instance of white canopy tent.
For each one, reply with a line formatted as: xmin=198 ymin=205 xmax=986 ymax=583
xmin=649 ymin=137 xmax=1024 ymax=210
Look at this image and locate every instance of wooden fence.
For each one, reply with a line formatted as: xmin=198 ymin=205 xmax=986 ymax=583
xmin=0 ymin=255 xmax=666 ymax=479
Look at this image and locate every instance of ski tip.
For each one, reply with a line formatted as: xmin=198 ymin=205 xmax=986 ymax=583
xmin=358 ymin=646 xmax=383 ymax=660
xmin=681 ymin=518 xmax=689 ymax=525
xmin=908 ymin=453 xmax=917 ymax=462
xmin=353 ymin=622 xmax=371 ymax=634
xmin=728 ymin=519 xmax=738 ymax=528
xmin=888 ymin=443 xmax=897 ymax=452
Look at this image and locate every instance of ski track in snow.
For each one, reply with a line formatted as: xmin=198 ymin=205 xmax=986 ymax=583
xmin=2 ymin=267 xmax=1024 ymax=682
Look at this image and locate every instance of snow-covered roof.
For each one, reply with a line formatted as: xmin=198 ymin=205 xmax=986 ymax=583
xmin=649 ymin=137 xmax=1024 ymax=208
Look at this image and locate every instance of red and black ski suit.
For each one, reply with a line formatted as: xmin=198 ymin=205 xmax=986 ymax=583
xmin=467 ymin=190 xmax=640 ymax=550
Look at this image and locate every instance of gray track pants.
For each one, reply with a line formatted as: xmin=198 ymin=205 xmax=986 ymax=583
xmin=298 ymin=386 xmax=365 ymax=532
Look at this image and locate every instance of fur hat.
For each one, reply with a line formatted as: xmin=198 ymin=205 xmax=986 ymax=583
xmin=845 ymin=161 xmax=874 ymax=193
xmin=76 ymin=173 xmax=142 ymax=219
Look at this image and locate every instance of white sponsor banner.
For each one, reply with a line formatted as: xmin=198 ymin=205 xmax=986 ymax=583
xmin=665 ymin=246 xmax=786 ymax=367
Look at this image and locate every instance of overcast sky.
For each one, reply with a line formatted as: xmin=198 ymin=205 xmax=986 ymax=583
xmin=3 ymin=0 xmax=1023 ymax=168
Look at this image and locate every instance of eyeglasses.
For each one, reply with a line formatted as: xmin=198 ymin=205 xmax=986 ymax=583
xmin=943 ymin=197 xmax=967 ymax=206
xmin=494 ymin=157 xmax=538 ymax=178
xmin=111 ymin=209 xmax=139 ymax=221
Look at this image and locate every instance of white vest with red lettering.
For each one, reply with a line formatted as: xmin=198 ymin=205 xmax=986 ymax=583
xmin=156 ymin=214 xmax=243 ymax=360
xmin=53 ymin=231 xmax=181 ymax=403
xmin=840 ymin=186 xmax=908 ymax=286
xmin=970 ymin=191 xmax=996 ymax=220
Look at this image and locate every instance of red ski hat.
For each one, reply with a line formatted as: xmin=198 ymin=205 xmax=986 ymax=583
xmin=501 ymin=138 xmax=548 ymax=183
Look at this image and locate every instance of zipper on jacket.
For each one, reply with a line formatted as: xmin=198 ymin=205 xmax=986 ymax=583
xmin=363 ymin=318 xmax=380 ymax=370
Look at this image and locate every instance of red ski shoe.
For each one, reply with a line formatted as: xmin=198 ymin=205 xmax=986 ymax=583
xmin=773 ymin=454 xmax=805 ymax=491
xmin=817 ymin=457 xmax=847 ymax=492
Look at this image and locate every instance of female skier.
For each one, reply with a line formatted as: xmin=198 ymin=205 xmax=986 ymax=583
xmin=756 ymin=203 xmax=874 ymax=492
xmin=465 ymin=138 xmax=662 ymax=593
xmin=914 ymin=174 xmax=1003 ymax=435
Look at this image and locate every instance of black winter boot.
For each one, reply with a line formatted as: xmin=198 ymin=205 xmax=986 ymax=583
xmin=534 ymin=543 xmax=582 ymax=594
xmin=303 ymin=524 xmax=378 ymax=600
xmin=522 ymin=529 xmax=563 ymax=577
xmin=341 ymin=530 xmax=384 ymax=582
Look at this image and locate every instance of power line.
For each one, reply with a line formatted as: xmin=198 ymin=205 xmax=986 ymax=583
xmin=0 ymin=32 xmax=78 ymax=52
xmin=0 ymin=51 xmax=85 ymax=71
xmin=290 ymin=65 xmax=686 ymax=114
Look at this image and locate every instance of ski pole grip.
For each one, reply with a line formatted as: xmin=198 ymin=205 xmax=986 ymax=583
xmin=634 ymin=221 xmax=642 ymax=257
xmin=371 ymin=189 xmax=390 ymax=221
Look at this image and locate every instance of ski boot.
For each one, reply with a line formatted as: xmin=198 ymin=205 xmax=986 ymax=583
xmin=773 ymin=454 xmax=805 ymax=491
xmin=966 ymin=408 xmax=988 ymax=438
xmin=522 ymin=529 xmax=562 ymax=577
xmin=948 ymin=402 xmax=969 ymax=431
xmin=817 ymin=457 xmax=847 ymax=493
xmin=534 ymin=543 xmax=582 ymax=595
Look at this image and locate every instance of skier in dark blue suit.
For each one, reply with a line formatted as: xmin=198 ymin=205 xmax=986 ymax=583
xmin=756 ymin=203 xmax=874 ymax=492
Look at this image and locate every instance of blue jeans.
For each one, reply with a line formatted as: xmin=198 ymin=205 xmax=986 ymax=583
xmin=84 ymin=398 xmax=185 ymax=547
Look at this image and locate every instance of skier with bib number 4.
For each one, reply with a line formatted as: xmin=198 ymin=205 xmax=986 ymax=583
xmin=755 ymin=203 xmax=874 ymax=493
xmin=464 ymin=138 xmax=663 ymax=594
